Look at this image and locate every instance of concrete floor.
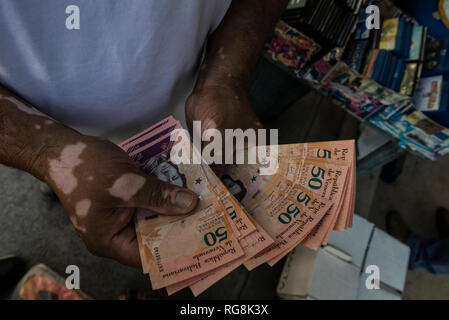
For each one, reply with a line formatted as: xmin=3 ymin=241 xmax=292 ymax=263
xmin=367 ymin=154 xmax=449 ymax=299
xmin=355 ymin=168 xmax=381 ymax=219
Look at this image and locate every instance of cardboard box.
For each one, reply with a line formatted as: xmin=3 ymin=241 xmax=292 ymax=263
xmin=363 ymin=228 xmax=410 ymax=292
xmin=327 ymin=214 xmax=374 ymax=268
xmin=277 ymin=246 xmax=360 ymax=300
xmin=357 ymin=273 xmax=401 ymax=300
xmin=277 ymin=214 xmax=410 ymax=299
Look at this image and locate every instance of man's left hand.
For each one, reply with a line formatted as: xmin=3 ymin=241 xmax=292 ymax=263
xmin=185 ymin=84 xmax=262 ymax=176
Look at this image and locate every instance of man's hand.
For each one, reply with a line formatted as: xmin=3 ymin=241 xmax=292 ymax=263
xmin=186 ymin=0 xmax=288 ymax=175
xmin=186 ymin=83 xmax=262 ymax=176
xmin=40 ymin=135 xmax=198 ymax=268
xmin=0 ymin=87 xmax=198 ymax=268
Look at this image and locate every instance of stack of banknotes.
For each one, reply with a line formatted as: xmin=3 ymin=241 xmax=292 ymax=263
xmin=119 ymin=116 xmax=355 ymax=296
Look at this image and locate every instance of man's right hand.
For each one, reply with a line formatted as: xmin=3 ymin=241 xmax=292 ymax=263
xmin=43 ymin=135 xmax=199 ymax=267
xmin=0 ymin=87 xmax=198 ymax=268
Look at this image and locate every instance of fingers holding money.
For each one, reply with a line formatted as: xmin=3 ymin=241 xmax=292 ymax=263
xmin=109 ymin=221 xmax=141 ymax=268
xmin=116 ymin=173 xmax=199 ymax=215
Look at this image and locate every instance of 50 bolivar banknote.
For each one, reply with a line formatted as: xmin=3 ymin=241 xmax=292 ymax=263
xmin=119 ymin=116 xmax=355 ymax=296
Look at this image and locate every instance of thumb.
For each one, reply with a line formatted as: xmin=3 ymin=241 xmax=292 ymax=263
xmin=122 ymin=175 xmax=199 ymax=215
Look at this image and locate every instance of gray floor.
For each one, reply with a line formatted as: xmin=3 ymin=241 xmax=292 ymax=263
xmin=367 ymin=153 xmax=449 ymax=299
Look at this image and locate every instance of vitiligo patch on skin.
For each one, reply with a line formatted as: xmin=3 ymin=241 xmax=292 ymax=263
xmin=48 ymin=142 xmax=86 ymax=195
xmin=163 ymin=189 xmax=170 ymax=201
xmin=0 ymin=94 xmax=46 ymax=117
xmin=87 ymin=176 xmax=94 ymax=181
xmin=108 ymin=173 xmax=146 ymax=202
xmin=202 ymin=118 xmax=217 ymax=131
xmin=35 ymin=124 xmax=41 ymax=130
xmin=218 ymin=47 xmax=225 ymax=60
xmin=69 ymin=214 xmax=87 ymax=234
xmin=75 ymin=199 xmax=91 ymax=217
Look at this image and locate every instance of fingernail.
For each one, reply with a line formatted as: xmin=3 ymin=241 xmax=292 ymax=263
xmin=174 ymin=191 xmax=195 ymax=209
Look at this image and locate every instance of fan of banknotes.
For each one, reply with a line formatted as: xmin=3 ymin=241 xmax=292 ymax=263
xmin=119 ymin=116 xmax=355 ymax=296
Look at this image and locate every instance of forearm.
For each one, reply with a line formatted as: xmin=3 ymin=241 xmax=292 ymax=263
xmin=194 ymin=0 xmax=289 ymax=91
xmin=0 ymin=85 xmax=81 ymax=180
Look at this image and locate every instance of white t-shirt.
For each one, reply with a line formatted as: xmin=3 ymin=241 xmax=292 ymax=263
xmin=0 ymin=0 xmax=231 ymax=138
